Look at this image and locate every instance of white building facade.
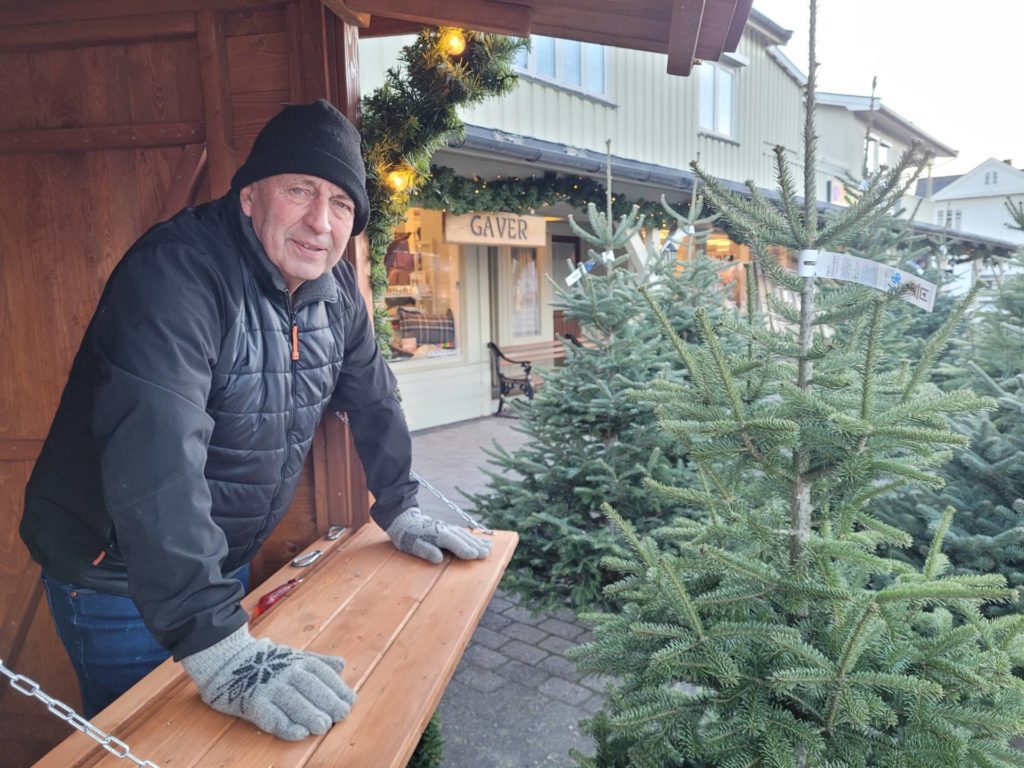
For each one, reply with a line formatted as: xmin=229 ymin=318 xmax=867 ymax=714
xmin=359 ymin=12 xmax=1005 ymax=430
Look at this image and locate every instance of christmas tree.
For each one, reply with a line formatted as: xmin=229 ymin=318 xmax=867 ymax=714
xmin=567 ymin=2 xmax=1024 ymax=764
xmin=471 ymin=189 xmax=736 ymax=612
xmin=874 ymin=254 xmax=1024 ymax=614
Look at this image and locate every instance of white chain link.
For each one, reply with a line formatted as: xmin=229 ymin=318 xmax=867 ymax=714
xmin=411 ymin=469 xmax=494 ymax=534
xmin=0 ymin=658 xmax=161 ymax=767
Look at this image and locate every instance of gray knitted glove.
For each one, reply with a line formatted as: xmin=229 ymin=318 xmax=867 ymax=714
xmin=182 ymin=626 xmax=356 ymax=740
xmin=386 ymin=507 xmax=492 ymax=564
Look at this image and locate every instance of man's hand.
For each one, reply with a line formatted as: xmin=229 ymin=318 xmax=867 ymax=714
xmin=182 ymin=626 xmax=356 ymax=740
xmin=386 ymin=507 xmax=491 ymax=564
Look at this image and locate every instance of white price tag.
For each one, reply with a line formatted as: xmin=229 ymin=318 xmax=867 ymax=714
xmin=809 ymin=249 xmax=938 ymax=312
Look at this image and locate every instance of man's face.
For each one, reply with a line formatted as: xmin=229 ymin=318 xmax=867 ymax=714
xmin=240 ymin=173 xmax=356 ymax=293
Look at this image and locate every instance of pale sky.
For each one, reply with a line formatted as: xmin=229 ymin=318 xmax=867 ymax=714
xmin=752 ymin=0 xmax=1024 ymax=177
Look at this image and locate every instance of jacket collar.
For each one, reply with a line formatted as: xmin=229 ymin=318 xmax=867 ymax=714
xmin=227 ymin=191 xmax=340 ymax=309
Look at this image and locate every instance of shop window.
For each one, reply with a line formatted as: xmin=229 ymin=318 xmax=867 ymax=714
xmin=384 ymin=209 xmax=460 ymax=363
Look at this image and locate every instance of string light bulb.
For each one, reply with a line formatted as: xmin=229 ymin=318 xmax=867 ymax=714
xmin=387 ymin=166 xmax=415 ymax=193
xmin=439 ymin=28 xmax=467 ymax=57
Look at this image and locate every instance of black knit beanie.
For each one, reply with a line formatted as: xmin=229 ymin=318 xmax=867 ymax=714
xmin=231 ymin=99 xmax=370 ymax=235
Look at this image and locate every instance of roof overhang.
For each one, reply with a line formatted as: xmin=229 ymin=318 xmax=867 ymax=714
xmin=816 ymin=92 xmax=958 ymax=159
xmin=436 ymin=125 xmax=1018 ymax=257
xmin=352 ymin=0 xmax=755 ymax=76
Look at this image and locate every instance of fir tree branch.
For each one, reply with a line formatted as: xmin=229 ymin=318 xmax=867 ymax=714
xmin=774 ymin=144 xmax=809 ymax=249
xmin=860 ymin=297 xmax=886 ymax=420
xmin=639 ymin=285 xmax=710 ymax=401
xmin=923 ymin=507 xmax=956 ymax=580
xmin=902 ymin=282 xmax=981 ymax=401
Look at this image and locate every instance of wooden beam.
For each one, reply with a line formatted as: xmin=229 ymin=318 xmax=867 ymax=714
xmin=288 ymin=0 xmax=331 ymax=101
xmin=0 ymin=12 xmax=195 ymax=51
xmin=723 ymin=0 xmax=753 ymax=52
xmin=0 ymin=0 xmax=279 ymax=28
xmin=345 ymin=0 xmax=532 ymax=37
xmin=693 ymin=0 xmax=736 ymax=60
xmin=196 ymin=9 xmax=236 ymax=197
xmin=0 ymin=439 xmax=43 ymax=462
xmin=335 ymin=16 xmax=361 ymax=124
xmin=320 ymin=0 xmax=370 ymax=28
xmin=0 ymin=122 xmax=203 ymax=155
xmin=360 ymin=16 xmax=425 ymax=38
xmin=531 ymin=7 xmax=668 ymax=46
xmin=667 ymin=0 xmax=705 ymax=76
xmin=158 ymin=143 xmax=207 ymax=220
xmin=311 ymin=421 xmax=331 ymax=533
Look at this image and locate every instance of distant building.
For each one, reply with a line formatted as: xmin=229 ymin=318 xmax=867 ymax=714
xmin=910 ymin=158 xmax=1024 ymax=294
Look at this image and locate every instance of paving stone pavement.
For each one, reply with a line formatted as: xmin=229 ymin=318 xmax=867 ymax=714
xmin=411 ymin=414 xmax=607 ymax=767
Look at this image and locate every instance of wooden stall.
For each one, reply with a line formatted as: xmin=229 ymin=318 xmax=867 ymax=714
xmin=0 ymin=1 xmax=752 ymax=764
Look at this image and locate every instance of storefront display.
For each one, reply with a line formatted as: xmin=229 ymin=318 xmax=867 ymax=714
xmin=384 ymin=209 xmax=462 ymax=363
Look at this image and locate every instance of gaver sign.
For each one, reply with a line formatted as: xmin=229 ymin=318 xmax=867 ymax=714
xmin=444 ymin=212 xmax=546 ymax=246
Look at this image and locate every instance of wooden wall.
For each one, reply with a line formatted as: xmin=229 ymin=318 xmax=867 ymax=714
xmin=0 ymin=2 xmax=368 ymax=763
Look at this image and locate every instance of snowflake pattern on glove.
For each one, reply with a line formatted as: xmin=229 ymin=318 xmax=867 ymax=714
xmin=212 ymin=645 xmax=299 ymax=711
xmin=398 ymin=517 xmax=442 ymax=553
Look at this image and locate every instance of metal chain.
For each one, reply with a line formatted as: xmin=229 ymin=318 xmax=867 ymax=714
xmin=333 ymin=412 xmax=492 ymax=533
xmin=411 ymin=469 xmax=494 ymax=534
xmin=0 ymin=657 xmax=161 ymax=768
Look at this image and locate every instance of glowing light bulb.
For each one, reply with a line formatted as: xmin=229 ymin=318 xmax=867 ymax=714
xmin=387 ymin=168 xmax=413 ymax=192
xmin=439 ymin=28 xmax=466 ymax=57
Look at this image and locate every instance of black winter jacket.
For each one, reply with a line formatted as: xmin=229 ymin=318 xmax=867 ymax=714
xmin=21 ymin=192 xmax=419 ymax=659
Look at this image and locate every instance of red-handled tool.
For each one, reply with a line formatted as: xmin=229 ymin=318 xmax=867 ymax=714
xmin=250 ymin=578 xmax=303 ymax=619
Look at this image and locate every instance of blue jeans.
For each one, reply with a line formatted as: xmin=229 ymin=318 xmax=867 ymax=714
xmin=41 ymin=566 xmax=249 ymax=718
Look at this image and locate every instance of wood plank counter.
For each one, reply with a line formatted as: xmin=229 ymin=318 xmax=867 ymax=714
xmin=35 ymin=525 xmax=518 ymax=768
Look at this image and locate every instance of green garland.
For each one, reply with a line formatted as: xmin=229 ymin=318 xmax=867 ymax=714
xmin=360 ymin=29 xmax=525 ymax=346
xmin=413 ymin=165 xmax=695 ymax=230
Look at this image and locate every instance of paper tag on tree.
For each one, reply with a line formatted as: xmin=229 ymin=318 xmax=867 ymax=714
xmin=565 ymin=258 xmax=597 ymax=286
xmin=803 ymin=249 xmax=937 ymax=312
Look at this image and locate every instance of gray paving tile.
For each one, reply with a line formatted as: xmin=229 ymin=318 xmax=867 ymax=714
xmin=537 ymin=616 xmax=587 ymax=640
xmin=503 ymin=621 xmax=549 ymax=644
xmin=538 ymin=654 xmax=583 ymax=681
xmin=502 ymin=639 xmax=549 ymax=665
xmin=462 ymin=644 xmax=509 ymax=669
xmin=502 ymin=605 xmax=544 ymax=626
xmin=538 ymin=635 xmax=576 ymax=655
xmin=479 ymin=610 xmax=513 ymax=631
xmin=579 ymin=673 xmax=618 ymax=693
xmin=454 ymin=665 xmax=507 ymax=693
xmin=470 ymin=625 xmax=508 ymax=650
xmin=487 ymin=594 xmax=515 ymax=613
xmin=497 ymin=658 xmax=550 ymax=688
xmin=539 ymin=678 xmax=594 ymax=706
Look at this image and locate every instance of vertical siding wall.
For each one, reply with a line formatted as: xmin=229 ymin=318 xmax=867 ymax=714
xmin=360 ymin=27 xmax=806 ymax=193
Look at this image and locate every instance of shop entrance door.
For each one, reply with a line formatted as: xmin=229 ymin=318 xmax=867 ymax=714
xmin=487 ymin=245 xmax=553 ymax=348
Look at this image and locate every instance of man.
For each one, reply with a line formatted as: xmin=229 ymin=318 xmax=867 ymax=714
xmin=20 ymin=100 xmax=490 ymax=740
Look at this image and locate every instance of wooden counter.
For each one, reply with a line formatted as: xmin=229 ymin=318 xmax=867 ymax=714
xmin=34 ymin=525 xmax=518 ymax=768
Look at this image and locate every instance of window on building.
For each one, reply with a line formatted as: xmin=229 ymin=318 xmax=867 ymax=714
xmin=993 ymin=171 xmax=999 ymax=184
xmin=698 ymin=62 xmax=735 ymax=138
xmin=385 ymin=209 xmax=461 ymax=363
xmin=985 ymin=172 xmax=991 ymax=185
xmin=936 ymin=210 xmax=945 ymax=226
xmin=865 ymin=136 xmax=891 ymax=173
xmin=954 ymin=210 xmax=962 ymax=230
xmin=515 ymin=35 xmax=607 ymax=95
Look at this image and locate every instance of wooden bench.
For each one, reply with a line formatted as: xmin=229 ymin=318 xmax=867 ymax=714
xmin=487 ymin=336 xmax=595 ymax=415
xmin=34 ymin=525 xmax=517 ymax=768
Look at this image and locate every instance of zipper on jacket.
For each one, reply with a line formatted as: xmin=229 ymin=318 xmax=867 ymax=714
xmin=247 ymin=297 xmax=301 ymax=561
